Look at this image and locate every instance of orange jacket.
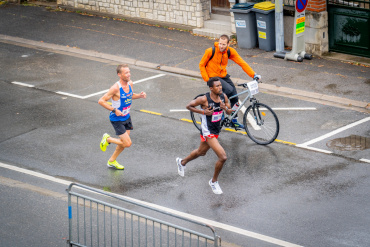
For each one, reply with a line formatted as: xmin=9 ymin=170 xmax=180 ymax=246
xmin=199 ymin=42 xmax=255 ymax=82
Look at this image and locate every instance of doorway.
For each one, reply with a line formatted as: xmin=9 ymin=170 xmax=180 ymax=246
xmin=211 ymin=0 xmax=231 ymax=14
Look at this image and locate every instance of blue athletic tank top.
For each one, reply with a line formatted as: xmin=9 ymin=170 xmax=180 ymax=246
xmin=109 ymin=81 xmax=133 ymax=122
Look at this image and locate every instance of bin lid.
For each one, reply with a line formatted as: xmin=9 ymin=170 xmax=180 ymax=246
xmin=253 ymin=1 xmax=275 ymax=10
xmin=231 ymin=2 xmax=255 ymax=10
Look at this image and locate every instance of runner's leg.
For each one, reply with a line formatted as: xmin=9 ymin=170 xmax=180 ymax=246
xmin=108 ymin=130 xmax=132 ymax=162
xmin=220 ymin=77 xmax=238 ymax=108
xmin=181 ymin=141 xmax=210 ymax=166
xmin=205 ymin=137 xmax=227 ymax=182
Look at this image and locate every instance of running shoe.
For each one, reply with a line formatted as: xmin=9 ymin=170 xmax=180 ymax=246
xmin=100 ymin=133 xmax=110 ymax=152
xmin=232 ymin=118 xmax=244 ymax=130
xmin=107 ymin=160 xmax=124 ymax=170
xmin=209 ymin=179 xmax=223 ymax=194
xmin=176 ymin=157 xmax=185 ymax=177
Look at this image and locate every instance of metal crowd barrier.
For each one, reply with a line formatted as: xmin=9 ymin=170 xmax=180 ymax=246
xmin=67 ymin=183 xmax=221 ymax=247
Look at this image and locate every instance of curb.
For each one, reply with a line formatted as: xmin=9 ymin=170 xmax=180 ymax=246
xmin=1 ymin=34 xmax=368 ymax=113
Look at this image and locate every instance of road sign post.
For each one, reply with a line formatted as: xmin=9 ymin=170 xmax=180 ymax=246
xmin=284 ymin=0 xmax=312 ymax=61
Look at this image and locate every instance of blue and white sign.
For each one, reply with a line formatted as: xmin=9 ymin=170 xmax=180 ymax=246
xmin=235 ymin=20 xmax=246 ymax=28
xmin=257 ymin=20 xmax=266 ymax=29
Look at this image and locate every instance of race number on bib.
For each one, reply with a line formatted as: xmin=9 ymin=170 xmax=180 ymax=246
xmin=212 ymin=111 xmax=223 ymax=122
xmin=121 ymin=105 xmax=131 ymax=116
xmin=247 ymin=80 xmax=259 ymax=95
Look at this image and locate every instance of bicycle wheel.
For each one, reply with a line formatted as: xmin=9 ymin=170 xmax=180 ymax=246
xmin=243 ymin=102 xmax=279 ymax=145
xmin=190 ymin=94 xmax=205 ymax=131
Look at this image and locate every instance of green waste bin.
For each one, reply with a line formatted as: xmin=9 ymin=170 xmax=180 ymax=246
xmin=252 ymin=1 xmax=276 ymax=51
xmin=230 ymin=3 xmax=256 ymax=49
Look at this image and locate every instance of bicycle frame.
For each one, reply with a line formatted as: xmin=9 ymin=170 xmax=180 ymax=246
xmin=226 ymin=86 xmax=255 ymax=120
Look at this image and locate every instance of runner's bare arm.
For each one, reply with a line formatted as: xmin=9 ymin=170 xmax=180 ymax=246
xmin=186 ymin=95 xmax=214 ymax=116
xmin=220 ymin=94 xmax=232 ymax=115
xmin=98 ymin=84 xmax=119 ymax=111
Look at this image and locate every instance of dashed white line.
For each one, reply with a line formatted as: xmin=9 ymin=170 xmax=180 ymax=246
xmin=0 ymin=161 xmax=303 ymax=247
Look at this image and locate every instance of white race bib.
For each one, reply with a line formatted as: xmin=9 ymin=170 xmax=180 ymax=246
xmin=121 ymin=105 xmax=131 ymax=116
xmin=211 ymin=111 xmax=223 ymax=122
xmin=247 ymin=80 xmax=259 ymax=95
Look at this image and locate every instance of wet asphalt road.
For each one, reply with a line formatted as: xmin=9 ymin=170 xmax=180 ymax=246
xmin=1 ymin=38 xmax=370 ymax=247
xmin=0 ymin=4 xmax=369 ymax=104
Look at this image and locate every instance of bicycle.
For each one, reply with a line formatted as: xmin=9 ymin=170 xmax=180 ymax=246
xmin=190 ymin=79 xmax=279 ymax=145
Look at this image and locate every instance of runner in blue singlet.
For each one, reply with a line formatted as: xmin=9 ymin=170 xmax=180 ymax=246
xmin=98 ymin=64 xmax=146 ymax=170
xmin=176 ymin=77 xmax=233 ymax=194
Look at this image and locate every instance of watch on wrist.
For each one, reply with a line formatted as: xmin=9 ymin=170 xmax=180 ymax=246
xmin=112 ymin=108 xmax=116 ymax=113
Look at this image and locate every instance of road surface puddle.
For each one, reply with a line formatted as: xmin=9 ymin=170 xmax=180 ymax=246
xmin=327 ymin=135 xmax=370 ymax=151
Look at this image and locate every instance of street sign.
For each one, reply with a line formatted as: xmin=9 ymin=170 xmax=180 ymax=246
xmin=296 ymin=0 xmax=308 ymax=13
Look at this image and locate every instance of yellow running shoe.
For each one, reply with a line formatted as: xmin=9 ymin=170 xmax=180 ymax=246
xmin=107 ymin=160 xmax=124 ymax=170
xmin=100 ymin=133 xmax=110 ymax=152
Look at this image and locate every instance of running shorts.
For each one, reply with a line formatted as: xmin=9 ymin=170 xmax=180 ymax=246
xmin=200 ymin=134 xmax=219 ymax=142
xmin=110 ymin=117 xmax=133 ymax=136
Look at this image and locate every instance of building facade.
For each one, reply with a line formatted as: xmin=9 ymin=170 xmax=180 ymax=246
xmin=53 ymin=0 xmax=369 ymax=57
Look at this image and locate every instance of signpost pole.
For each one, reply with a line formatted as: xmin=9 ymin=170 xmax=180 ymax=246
xmin=275 ymin=0 xmax=284 ymax=53
xmin=284 ymin=0 xmax=312 ymax=61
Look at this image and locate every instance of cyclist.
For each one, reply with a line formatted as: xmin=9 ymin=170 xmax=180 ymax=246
xmin=199 ymin=34 xmax=261 ymax=129
xmin=98 ymin=64 xmax=146 ymax=170
xmin=176 ymin=77 xmax=233 ymax=194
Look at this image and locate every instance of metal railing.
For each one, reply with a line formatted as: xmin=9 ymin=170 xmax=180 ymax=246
xmin=67 ymin=183 xmax=221 ymax=247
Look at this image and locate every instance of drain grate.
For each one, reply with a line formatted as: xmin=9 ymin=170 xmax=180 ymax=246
xmin=327 ymin=135 xmax=370 ymax=151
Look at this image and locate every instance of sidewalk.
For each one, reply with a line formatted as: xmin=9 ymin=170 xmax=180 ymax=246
xmin=0 ymin=3 xmax=369 ymax=112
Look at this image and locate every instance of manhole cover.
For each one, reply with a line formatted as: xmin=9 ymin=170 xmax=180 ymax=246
xmin=327 ymin=135 xmax=370 ymax=151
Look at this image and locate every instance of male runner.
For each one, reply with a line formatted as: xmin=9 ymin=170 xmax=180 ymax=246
xmin=199 ymin=34 xmax=261 ymax=129
xmin=98 ymin=64 xmax=146 ymax=170
xmin=176 ymin=77 xmax=233 ymax=194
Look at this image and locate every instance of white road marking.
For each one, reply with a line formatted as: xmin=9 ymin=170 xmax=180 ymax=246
xmin=56 ymin=91 xmax=85 ymax=99
xmin=82 ymin=89 xmax=109 ymax=98
xmin=133 ymin=74 xmax=165 ymax=84
xmin=0 ymin=161 xmax=302 ymax=247
xmin=170 ymin=109 xmax=188 ymax=112
xmin=359 ymin=158 xmax=370 ymax=163
xmin=15 ymin=74 xmax=166 ymax=99
xmin=261 ymin=107 xmax=317 ymax=111
xmin=11 ymin=81 xmax=34 ymax=88
xmin=298 ymin=117 xmax=370 ymax=147
xmin=296 ymin=145 xmax=333 ymax=154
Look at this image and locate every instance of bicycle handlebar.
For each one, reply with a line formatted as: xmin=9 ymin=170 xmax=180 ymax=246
xmin=237 ymin=79 xmax=262 ymax=88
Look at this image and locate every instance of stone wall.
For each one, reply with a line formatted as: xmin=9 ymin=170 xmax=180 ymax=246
xmin=57 ymin=0 xmax=210 ymax=28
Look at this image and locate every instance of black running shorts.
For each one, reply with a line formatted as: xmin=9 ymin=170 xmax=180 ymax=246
xmin=110 ymin=117 xmax=133 ymax=136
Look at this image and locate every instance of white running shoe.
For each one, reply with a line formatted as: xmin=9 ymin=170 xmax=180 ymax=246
xmin=176 ymin=157 xmax=185 ymax=177
xmin=209 ymin=179 xmax=223 ymax=194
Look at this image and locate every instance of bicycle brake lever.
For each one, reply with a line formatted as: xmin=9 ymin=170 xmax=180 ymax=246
xmin=237 ymin=83 xmax=248 ymax=88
